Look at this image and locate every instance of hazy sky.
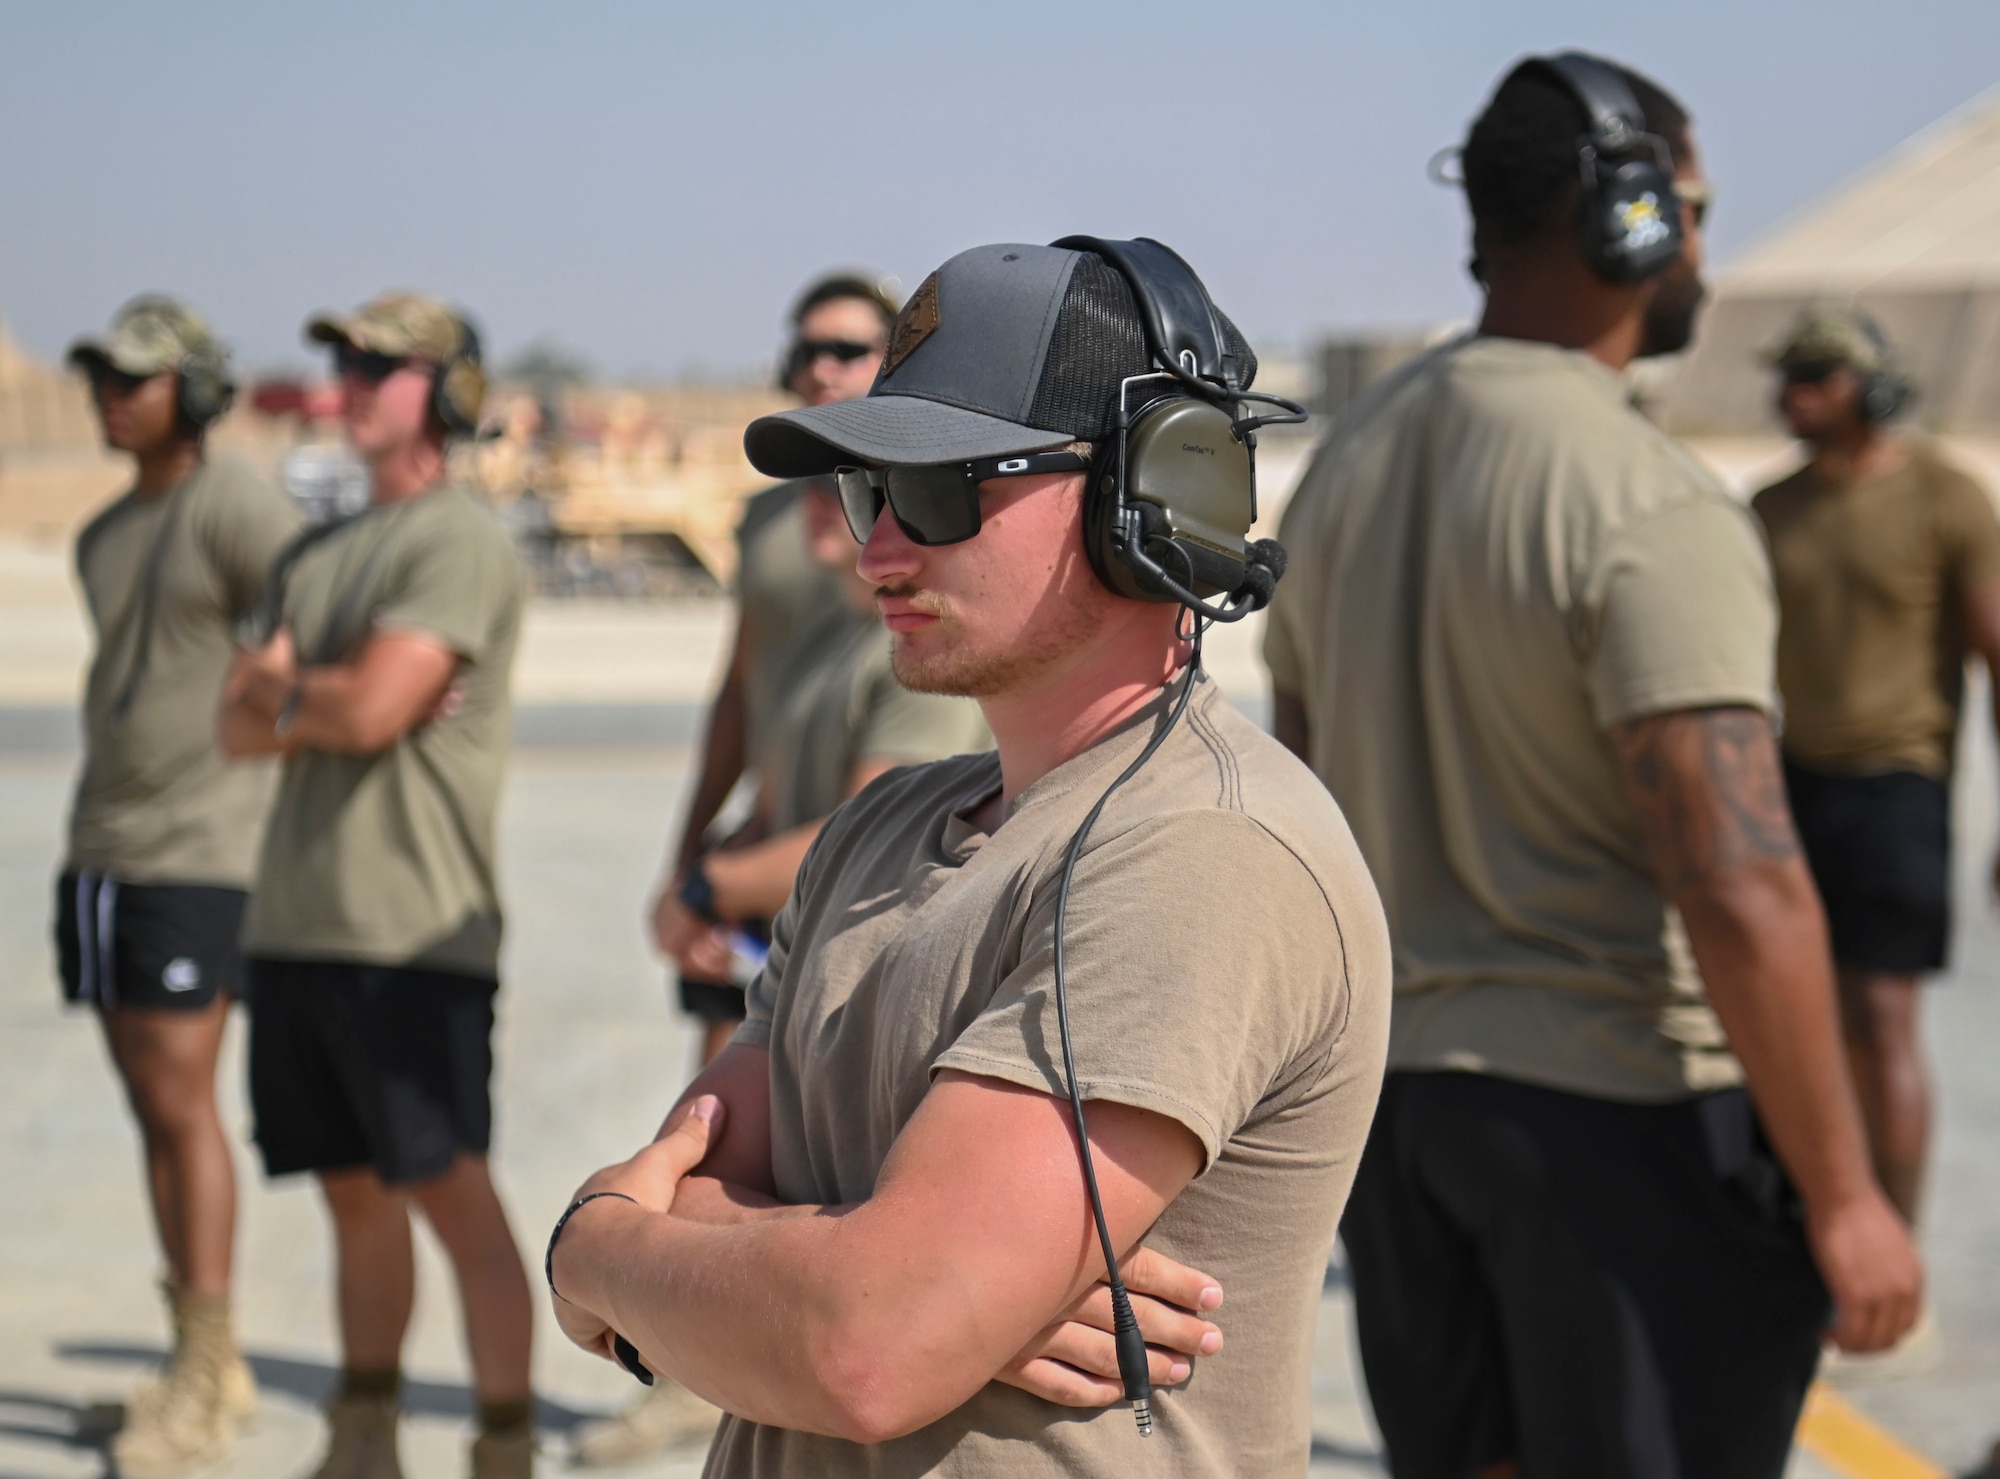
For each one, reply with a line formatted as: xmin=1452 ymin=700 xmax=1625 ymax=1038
xmin=3 ymin=1 xmax=1995 ymax=381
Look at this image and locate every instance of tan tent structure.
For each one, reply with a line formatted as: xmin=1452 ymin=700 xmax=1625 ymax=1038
xmin=1663 ymin=88 xmax=2000 ymax=435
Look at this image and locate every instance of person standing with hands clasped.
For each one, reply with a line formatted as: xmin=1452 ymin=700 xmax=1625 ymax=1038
xmin=546 ymin=237 xmax=1390 ymax=1476
xmin=1755 ymin=305 xmax=2000 ymax=1259
xmin=220 ymin=294 xmax=534 ymax=1479
xmin=1266 ymin=53 xmax=1921 ymax=1478
xmin=59 ymin=297 xmax=300 ymax=1479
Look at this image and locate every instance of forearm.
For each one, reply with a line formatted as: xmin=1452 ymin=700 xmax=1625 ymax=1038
xmin=1678 ymin=866 xmax=1877 ymax=1214
xmin=704 ymin=821 xmax=825 ymax=920
xmin=239 ymin=663 xmax=410 ymax=756
xmin=677 ymin=638 xmax=751 ymax=870
xmin=558 ymin=1199 xmax=991 ymax=1443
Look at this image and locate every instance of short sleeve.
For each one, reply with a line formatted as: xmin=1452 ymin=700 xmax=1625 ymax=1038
xmin=1582 ymin=497 xmax=1778 ymax=728
xmin=1934 ymin=466 xmax=2000 ymax=594
xmin=858 ymin=676 xmax=987 ymax=765
xmin=1262 ymin=579 xmax=1305 ymax=697
xmin=372 ymin=516 xmax=520 ymax=663
xmin=201 ymin=466 xmax=303 ymax=616
xmin=932 ymin=809 xmax=1347 ymax=1169
xmin=733 ymin=815 xmax=834 ymax=1050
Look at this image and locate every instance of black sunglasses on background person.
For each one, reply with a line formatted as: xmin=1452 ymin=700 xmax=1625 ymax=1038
xmin=84 ymin=363 xmax=159 ymax=396
xmin=333 ymin=344 xmax=413 ymax=385
xmin=783 ymin=337 xmax=882 ymax=382
xmin=835 ymin=451 xmax=1090 ymax=547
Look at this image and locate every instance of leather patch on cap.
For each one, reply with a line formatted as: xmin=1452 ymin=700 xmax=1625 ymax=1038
xmin=882 ymin=272 xmax=939 ymax=377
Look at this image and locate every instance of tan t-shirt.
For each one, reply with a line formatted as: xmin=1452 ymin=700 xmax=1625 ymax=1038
xmin=710 ymin=676 xmax=1391 ymax=1478
xmin=1754 ymin=443 xmax=2000 ymax=779
xmin=737 ymin=479 xmax=847 ymax=771
xmin=1265 ymin=335 xmax=1777 ymax=1104
xmin=759 ymin=609 xmax=991 ymax=831
xmin=68 ymin=455 xmax=302 ymax=886
xmin=242 ymin=485 xmax=523 ymax=976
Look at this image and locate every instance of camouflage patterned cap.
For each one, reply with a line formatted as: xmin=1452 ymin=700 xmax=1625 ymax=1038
xmin=67 ymin=295 xmax=223 ymax=378
xmin=1762 ymin=303 xmax=1902 ymax=375
xmin=305 ymin=291 xmax=470 ymax=362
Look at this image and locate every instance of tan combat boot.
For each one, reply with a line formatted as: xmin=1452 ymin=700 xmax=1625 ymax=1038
xmin=113 ymin=1289 xmax=250 ymax=1477
xmin=569 ymin=1380 xmax=720 ymax=1467
xmin=303 ymin=1393 xmax=404 ymax=1479
xmin=128 ymin=1283 xmax=258 ymax=1431
xmin=469 ymin=1424 xmax=536 ymax=1479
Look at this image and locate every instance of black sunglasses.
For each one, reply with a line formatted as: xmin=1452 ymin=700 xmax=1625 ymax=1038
xmin=333 ymin=345 xmax=413 ymax=385
xmin=87 ymin=363 xmax=158 ymax=395
xmin=1782 ymin=361 xmax=1843 ymax=388
xmin=786 ymin=338 xmax=881 ymax=376
xmin=834 ymin=451 xmax=1091 ymax=547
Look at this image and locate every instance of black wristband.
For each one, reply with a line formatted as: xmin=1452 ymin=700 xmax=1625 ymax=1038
xmin=544 ymin=1191 xmax=639 ymax=1305
xmin=679 ymin=861 xmax=721 ymax=923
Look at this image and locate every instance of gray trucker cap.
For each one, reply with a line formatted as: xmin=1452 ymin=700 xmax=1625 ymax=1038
xmin=744 ymin=242 xmax=1258 ymax=477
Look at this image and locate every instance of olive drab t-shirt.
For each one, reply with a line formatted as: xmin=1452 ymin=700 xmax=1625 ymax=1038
xmin=759 ymin=608 xmax=990 ymax=832
xmin=736 ymin=479 xmax=846 ymax=773
xmin=1754 ymin=443 xmax=2000 ymax=779
xmin=709 ymin=676 xmax=1392 ymax=1479
xmin=68 ymin=455 xmax=302 ymax=886
xmin=242 ymin=485 xmax=523 ymax=977
xmin=1265 ymin=336 xmax=1778 ymax=1104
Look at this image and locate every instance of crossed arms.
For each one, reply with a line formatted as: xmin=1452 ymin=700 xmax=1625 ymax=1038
xmin=549 ymin=1045 xmax=1225 ymax=1444
xmin=218 ymin=625 xmax=458 ymax=758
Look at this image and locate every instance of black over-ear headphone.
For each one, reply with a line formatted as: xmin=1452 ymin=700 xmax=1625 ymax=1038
xmin=1529 ymin=52 xmax=1685 ymax=285
xmin=1853 ymin=312 xmax=1912 ymax=423
xmin=430 ymin=315 xmax=488 ymax=437
xmin=1048 ymin=236 xmax=1305 ymax=623
xmin=175 ymin=341 xmax=236 ymax=430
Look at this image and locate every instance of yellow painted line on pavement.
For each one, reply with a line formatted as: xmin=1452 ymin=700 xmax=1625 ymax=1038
xmin=1797 ymin=1383 xmax=1946 ymax=1479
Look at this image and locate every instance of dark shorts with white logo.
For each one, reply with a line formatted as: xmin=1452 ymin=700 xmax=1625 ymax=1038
xmin=54 ymin=869 xmax=247 ymax=1012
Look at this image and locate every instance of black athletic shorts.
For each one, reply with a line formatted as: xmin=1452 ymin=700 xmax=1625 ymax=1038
xmin=54 ymin=869 xmax=247 ymax=1011
xmin=676 ymin=974 xmax=747 ymax=1023
xmin=1784 ymin=760 xmax=1950 ymax=973
xmin=1342 ymin=1071 xmax=1829 ymax=1479
xmin=247 ymin=958 xmax=498 ymax=1186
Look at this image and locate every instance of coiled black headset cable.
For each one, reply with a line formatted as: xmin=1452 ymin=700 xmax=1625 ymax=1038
xmin=1049 ymin=609 xmax=1207 ymax=1437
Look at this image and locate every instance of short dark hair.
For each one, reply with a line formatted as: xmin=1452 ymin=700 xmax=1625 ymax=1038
xmin=789 ymin=273 xmax=899 ymax=335
xmin=1463 ymin=56 xmax=1691 ymax=251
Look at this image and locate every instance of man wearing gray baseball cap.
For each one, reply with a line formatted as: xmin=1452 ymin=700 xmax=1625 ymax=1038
xmin=546 ymin=238 xmax=1390 ymax=1476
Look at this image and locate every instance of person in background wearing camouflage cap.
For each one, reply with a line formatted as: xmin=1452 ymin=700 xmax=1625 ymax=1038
xmin=1754 ymin=305 xmax=2000 ymax=1257
xmin=218 ymin=294 xmax=534 ymax=1479
xmin=58 ymin=296 xmax=301 ymax=1479
xmin=569 ymin=275 xmax=900 ymax=1468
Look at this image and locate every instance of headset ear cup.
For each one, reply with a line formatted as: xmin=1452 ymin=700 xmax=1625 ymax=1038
xmin=434 ymin=358 xmax=488 ymax=435
xmin=1587 ymin=162 xmax=1684 ymax=284
xmin=175 ymin=350 xmax=234 ymax=430
xmin=1859 ymin=372 xmax=1908 ymax=423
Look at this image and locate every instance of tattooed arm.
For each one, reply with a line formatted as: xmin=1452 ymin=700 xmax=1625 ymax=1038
xmin=1611 ymin=707 xmax=1921 ymax=1352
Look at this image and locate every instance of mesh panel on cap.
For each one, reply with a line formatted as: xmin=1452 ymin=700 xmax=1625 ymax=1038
xmin=1025 ymin=252 xmax=1259 ymax=439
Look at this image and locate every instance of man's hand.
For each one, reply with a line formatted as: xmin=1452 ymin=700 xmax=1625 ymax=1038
xmin=229 ymin=625 xmax=299 ymax=715
xmin=551 ymin=1096 xmax=726 ymax=1366
xmin=648 ymin=875 xmax=736 ymax=979
xmin=1811 ymin=1193 xmax=1925 ymax=1353
xmin=999 ymin=1246 xmax=1225 ymax=1406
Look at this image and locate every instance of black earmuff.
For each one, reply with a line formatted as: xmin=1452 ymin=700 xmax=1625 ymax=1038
xmin=1533 ymin=52 xmax=1685 ymax=285
xmin=1852 ymin=313 xmax=1912 ymax=423
xmin=1048 ymin=235 xmax=1304 ymax=623
xmin=430 ymin=316 xmax=488 ymax=436
xmin=175 ymin=343 xmax=236 ymax=430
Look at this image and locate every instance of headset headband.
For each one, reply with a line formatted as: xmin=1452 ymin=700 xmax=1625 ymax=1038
xmin=1049 ymin=235 xmax=1240 ymax=395
xmin=1535 ymin=52 xmax=1650 ymax=156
